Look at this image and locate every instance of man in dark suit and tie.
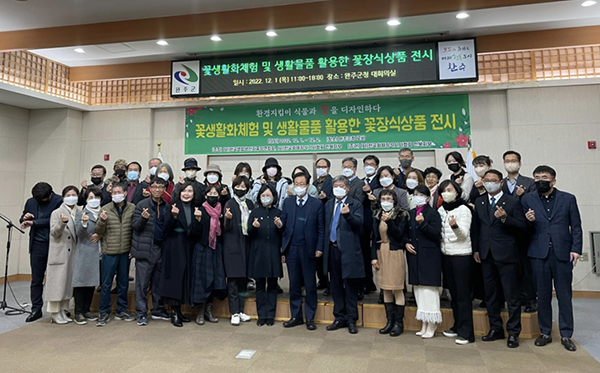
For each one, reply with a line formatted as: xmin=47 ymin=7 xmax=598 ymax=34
xmin=521 ymin=165 xmax=582 ymax=352
xmin=472 ymin=169 xmax=526 ymax=348
xmin=502 ymin=150 xmax=538 ymax=313
xmin=323 ymin=176 xmax=364 ymax=334
xmin=313 ymin=157 xmax=333 ymax=291
xmin=280 ymin=172 xmax=325 ymax=330
xmin=360 ymin=155 xmax=380 ymax=296
xmin=19 ymin=182 xmax=63 ymax=322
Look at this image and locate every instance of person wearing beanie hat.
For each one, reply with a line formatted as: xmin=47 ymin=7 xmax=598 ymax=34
xmin=173 ymin=158 xmax=206 ymax=205
xmin=250 ymin=157 xmax=288 ymax=209
xmin=202 ymin=164 xmax=230 ymax=207
xmin=111 ymin=159 xmax=128 ymax=185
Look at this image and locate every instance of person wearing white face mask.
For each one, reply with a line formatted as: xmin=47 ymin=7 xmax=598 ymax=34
xmin=371 ymin=188 xmax=409 ymax=337
xmin=501 ymin=150 xmax=537 ymax=314
xmin=250 ymin=157 xmax=289 ymax=209
xmin=45 ymin=185 xmax=81 ymax=325
xmin=287 ymin=166 xmax=319 ymax=198
xmin=471 ymin=169 xmax=527 ymax=349
xmin=370 ymin=166 xmax=410 ymax=211
xmin=94 ymin=183 xmax=136 ymax=326
xmin=359 ymin=155 xmax=381 ymax=298
xmin=437 ymin=179 xmax=475 ymax=345
xmin=470 ymin=155 xmax=493 ymax=203
xmin=314 ymin=158 xmax=333 ymax=205
xmin=143 ymin=157 xmax=162 ymax=184
xmin=72 ymin=187 xmax=103 ymax=325
xmin=125 ymin=161 xmax=147 ymax=205
xmin=402 ymin=169 xmax=425 ymax=209
xmin=323 ymin=176 xmax=364 ymax=334
xmin=173 ymin=158 xmax=207 ymax=205
xmin=404 ymin=185 xmax=443 ymax=339
xmin=145 ymin=163 xmax=176 ymax=205
xmin=341 ymin=157 xmax=366 ymax=205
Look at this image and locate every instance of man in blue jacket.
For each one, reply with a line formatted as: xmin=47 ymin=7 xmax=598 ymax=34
xmin=280 ymin=172 xmax=324 ymax=330
xmin=19 ymin=182 xmax=62 ymax=322
xmin=521 ymin=165 xmax=582 ymax=352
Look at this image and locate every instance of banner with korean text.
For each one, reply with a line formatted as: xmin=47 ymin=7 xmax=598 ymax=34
xmin=184 ymin=94 xmax=470 ymax=155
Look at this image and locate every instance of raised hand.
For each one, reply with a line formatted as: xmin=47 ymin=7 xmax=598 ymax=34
xmin=252 ymin=217 xmax=260 ymax=228
xmin=448 ymin=215 xmax=457 ymax=227
xmin=415 ymin=212 xmax=424 ymax=224
xmin=80 ymin=179 xmax=88 ymax=189
xmin=194 ymin=207 xmax=202 ymax=221
xmin=142 ymin=189 xmax=151 ymax=198
xmin=81 ymin=212 xmax=89 ymax=222
xmin=274 ymin=216 xmax=282 ymax=228
xmin=494 ymin=206 xmax=507 ymax=220
xmin=341 ymin=203 xmax=350 ymax=215
xmin=368 ymin=192 xmax=377 ymax=202
xmin=225 ymin=207 xmax=232 ymax=219
xmin=221 ymin=186 xmax=229 ymax=196
xmin=60 ymin=214 xmax=69 ymax=223
xmin=525 ymin=208 xmax=535 ymax=222
xmin=260 ymin=175 xmax=266 ymax=185
xmin=141 ymin=208 xmax=150 ymax=220
xmin=100 ymin=210 xmax=108 ymax=221
xmin=319 ymin=191 xmax=327 ymax=200
xmin=362 ymin=180 xmax=371 ymax=193
xmin=171 ymin=205 xmax=179 ymax=218
xmin=516 ymin=185 xmax=525 ymax=196
xmin=178 ymin=176 xmax=185 ymax=184
xmin=393 ymin=166 xmax=401 ymax=176
xmin=381 ymin=211 xmax=390 ymax=222
xmin=287 ymin=186 xmax=294 ymax=196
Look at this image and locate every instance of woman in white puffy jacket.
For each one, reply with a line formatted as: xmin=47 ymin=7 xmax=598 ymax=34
xmin=437 ymin=179 xmax=475 ymax=345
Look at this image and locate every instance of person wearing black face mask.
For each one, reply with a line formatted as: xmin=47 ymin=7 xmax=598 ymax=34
xmin=394 ymin=148 xmax=423 ymax=188
xmin=20 ymin=182 xmax=63 ymax=322
xmin=190 ymin=185 xmax=227 ymax=325
xmin=111 ymin=159 xmax=128 ymax=185
xmin=521 ymin=166 xmax=582 ymax=352
xmin=79 ymin=165 xmax=112 ymax=206
xmin=223 ymin=177 xmax=255 ymax=325
xmin=444 ymin=151 xmax=474 ymax=202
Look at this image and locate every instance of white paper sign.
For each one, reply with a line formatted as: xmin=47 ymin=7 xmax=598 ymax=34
xmin=438 ymin=39 xmax=477 ymax=81
xmin=235 ymin=350 xmax=257 ymax=359
xmin=171 ymin=60 xmax=200 ymax=96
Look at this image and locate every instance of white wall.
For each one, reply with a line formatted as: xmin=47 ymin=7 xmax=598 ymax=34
xmin=0 ymin=103 xmax=29 ymax=276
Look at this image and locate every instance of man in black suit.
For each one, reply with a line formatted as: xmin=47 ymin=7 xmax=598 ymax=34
xmin=472 ymin=169 xmax=526 ymax=348
xmin=360 ymin=155 xmax=380 ymax=296
xmin=323 ymin=176 xmax=364 ymax=334
xmin=280 ymin=172 xmax=325 ymax=330
xmin=502 ymin=150 xmax=538 ymax=313
xmin=79 ymin=164 xmax=112 ymax=206
xmin=125 ymin=161 xmax=148 ymax=205
xmin=342 ymin=157 xmax=366 ymax=205
xmin=522 ymin=165 xmax=582 ymax=352
xmin=313 ymin=157 xmax=333 ymax=291
xmin=19 ymin=182 xmax=63 ymax=322
xmin=394 ymin=147 xmax=422 ymax=188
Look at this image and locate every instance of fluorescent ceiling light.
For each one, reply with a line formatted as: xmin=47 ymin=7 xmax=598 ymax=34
xmin=211 ymin=35 xmax=222 ymax=41
xmin=74 ymin=48 xmax=85 ymax=53
xmin=581 ymin=1 xmax=597 ymax=7
xmin=156 ymin=40 xmax=169 ymax=46
xmin=325 ymin=25 xmax=337 ymax=31
xmin=387 ymin=19 xmax=401 ymax=26
xmin=266 ymin=31 xmax=278 ymax=37
xmin=456 ymin=12 xmax=470 ymax=19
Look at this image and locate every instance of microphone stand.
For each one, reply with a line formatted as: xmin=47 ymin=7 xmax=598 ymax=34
xmin=0 ymin=212 xmax=29 ymax=315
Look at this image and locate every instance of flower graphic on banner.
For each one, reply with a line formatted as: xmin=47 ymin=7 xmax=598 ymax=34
xmin=443 ymin=142 xmax=452 ymax=148
xmin=454 ymin=133 xmax=470 ymax=147
xmin=186 ymin=108 xmax=201 ymax=116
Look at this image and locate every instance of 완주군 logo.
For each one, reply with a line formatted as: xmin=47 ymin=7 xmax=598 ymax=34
xmin=171 ymin=60 xmax=200 ymax=96
xmin=174 ymin=64 xmax=198 ymax=85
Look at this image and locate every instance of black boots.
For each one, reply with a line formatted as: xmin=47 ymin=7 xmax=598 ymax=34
xmin=171 ymin=306 xmax=183 ymax=327
xmin=390 ymin=305 xmax=405 ymax=337
xmin=379 ymin=303 xmax=395 ymax=334
xmin=204 ymin=302 xmax=218 ymax=323
xmin=177 ymin=307 xmax=190 ymax=323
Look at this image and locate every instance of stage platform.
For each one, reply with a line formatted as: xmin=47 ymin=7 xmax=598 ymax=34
xmin=91 ymin=287 xmax=540 ymax=338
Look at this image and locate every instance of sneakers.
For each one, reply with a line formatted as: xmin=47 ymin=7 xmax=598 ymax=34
xmin=239 ymin=313 xmax=251 ymax=322
xmin=96 ymin=313 xmax=110 ymax=327
xmin=231 ymin=314 xmax=241 ymax=326
xmin=443 ymin=329 xmax=458 ymax=338
xmin=73 ymin=314 xmax=87 ymax=325
xmin=151 ymin=311 xmax=170 ymax=321
xmin=455 ymin=337 xmax=472 ymax=345
xmin=83 ymin=312 xmax=99 ymax=321
xmin=114 ymin=311 xmax=136 ymax=322
xmin=137 ymin=315 xmax=148 ymax=326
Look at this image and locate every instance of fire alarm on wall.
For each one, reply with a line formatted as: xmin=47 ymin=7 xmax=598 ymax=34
xmin=104 ymin=154 xmax=110 ymax=161
xmin=588 ymin=141 xmax=597 ymax=150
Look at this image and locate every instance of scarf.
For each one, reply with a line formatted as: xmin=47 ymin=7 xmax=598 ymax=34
xmin=373 ymin=206 xmax=408 ymax=221
xmin=202 ymin=201 xmax=222 ymax=250
xmin=233 ymin=195 xmax=250 ymax=235
xmin=416 ymin=205 xmax=426 ymax=216
xmin=450 ymin=169 xmax=466 ymax=183
xmin=442 ymin=199 xmax=468 ymax=212
xmin=86 ymin=205 xmax=101 ymax=220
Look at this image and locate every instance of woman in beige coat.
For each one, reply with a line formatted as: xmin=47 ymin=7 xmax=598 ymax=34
xmin=45 ymin=185 xmax=80 ymax=324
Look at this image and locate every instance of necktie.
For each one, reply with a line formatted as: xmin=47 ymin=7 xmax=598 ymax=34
xmin=490 ymin=196 xmax=496 ymax=208
xmin=330 ymin=201 xmax=342 ymax=243
xmin=298 ymin=198 xmax=304 ymax=207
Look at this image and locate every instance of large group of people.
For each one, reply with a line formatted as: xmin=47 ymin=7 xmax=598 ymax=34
xmin=18 ymin=148 xmax=582 ymax=351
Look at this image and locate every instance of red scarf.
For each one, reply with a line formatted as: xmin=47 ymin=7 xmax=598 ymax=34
xmin=202 ymin=201 xmax=222 ymax=249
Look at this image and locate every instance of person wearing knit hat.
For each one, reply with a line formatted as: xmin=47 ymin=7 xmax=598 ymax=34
xmin=249 ymin=157 xmax=289 ymax=209
xmin=203 ymin=163 xmax=230 ymax=206
xmin=111 ymin=159 xmax=128 ymax=184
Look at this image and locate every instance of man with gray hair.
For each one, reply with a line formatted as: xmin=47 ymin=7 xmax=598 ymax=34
xmin=342 ymin=157 xmax=366 ymax=205
xmin=323 ymin=175 xmax=364 ymax=334
xmin=395 ymin=148 xmax=422 ymax=188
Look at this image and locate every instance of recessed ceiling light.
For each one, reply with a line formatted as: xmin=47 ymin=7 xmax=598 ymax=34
xmin=210 ymin=35 xmax=222 ymax=41
xmin=156 ymin=40 xmax=169 ymax=46
xmin=266 ymin=31 xmax=278 ymax=37
xmin=581 ymin=1 xmax=597 ymax=7
xmin=74 ymin=48 xmax=85 ymax=53
xmin=387 ymin=19 xmax=401 ymax=26
xmin=456 ymin=12 xmax=470 ymax=19
xmin=325 ymin=25 xmax=337 ymax=31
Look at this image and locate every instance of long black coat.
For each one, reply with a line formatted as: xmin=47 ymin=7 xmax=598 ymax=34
xmin=247 ymin=205 xmax=284 ymax=279
xmin=404 ymin=204 xmax=443 ymax=287
xmin=158 ymin=201 xmax=200 ymax=302
xmin=223 ymin=198 xmax=254 ymax=278
xmin=323 ymin=196 xmax=364 ymax=279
